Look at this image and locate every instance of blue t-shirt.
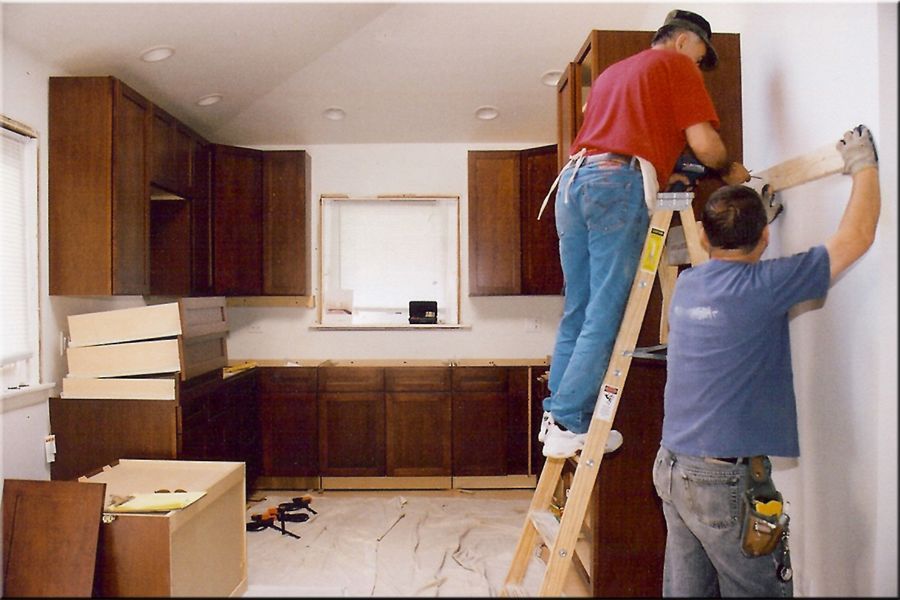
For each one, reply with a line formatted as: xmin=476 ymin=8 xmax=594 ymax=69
xmin=662 ymin=245 xmax=831 ymax=458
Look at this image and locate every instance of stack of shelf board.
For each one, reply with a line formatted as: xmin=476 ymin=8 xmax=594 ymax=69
xmin=61 ymin=297 xmax=229 ymax=400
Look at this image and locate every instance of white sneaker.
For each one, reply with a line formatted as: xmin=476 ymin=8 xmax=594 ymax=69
xmin=542 ymin=423 xmax=587 ymax=458
xmin=605 ymin=429 xmax=624 ymax=453
xmin=537 ymin=411 xmax=554 ymax=442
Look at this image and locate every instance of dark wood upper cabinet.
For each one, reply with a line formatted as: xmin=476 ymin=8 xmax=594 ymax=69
xmin=262 ymin=151 xmax=311 ymax=295
xmin=191 ymin=141 xmax=215 ymax=296
xmin=210 ymin=144 xmax=264 ymax=295
xmin=468 ymin=144 xmax=561 ymax=296
xmin=49 ymin=76 xmax=151 ymax=295
xmin=149 ymin=106 xmax=179 ymax=195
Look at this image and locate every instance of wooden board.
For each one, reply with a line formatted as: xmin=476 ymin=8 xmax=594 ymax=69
xmin=2 ymin=479 xmax=107 ymax=597
xmin=68 ymin=302 xmax=182 ymax=348
xmin=752 ymin=142 xmax=843 ymax=193
xmin=67 ymin=338 xmax=181 ymax=377
xmin=61 ymin=375 xmax=178 ymax=400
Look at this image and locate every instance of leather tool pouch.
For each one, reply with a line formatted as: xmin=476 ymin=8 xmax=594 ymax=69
xmin=739 ymin=456 xmax=787 ymax=557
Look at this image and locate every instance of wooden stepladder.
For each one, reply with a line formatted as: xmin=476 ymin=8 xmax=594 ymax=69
xmin=502 ymin=191 xmax=706 ymax=597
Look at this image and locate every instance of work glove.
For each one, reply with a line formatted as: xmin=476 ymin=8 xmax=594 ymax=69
xmin=837 ymin=124 xmax=878 ymax=175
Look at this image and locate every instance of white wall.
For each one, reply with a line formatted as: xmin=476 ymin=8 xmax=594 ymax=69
xmin=227 ymin=142 xmax=564 ymax=362
xmin=1 ymin=2 xmax=896 ymax=595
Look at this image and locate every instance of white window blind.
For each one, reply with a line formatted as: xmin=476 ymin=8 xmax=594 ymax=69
xmin=1 ymin=119 xmax=39 ymax=390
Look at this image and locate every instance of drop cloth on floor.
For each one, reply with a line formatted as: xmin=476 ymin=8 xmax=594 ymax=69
xmin=242 ymin=491 xmax=544 ymax=597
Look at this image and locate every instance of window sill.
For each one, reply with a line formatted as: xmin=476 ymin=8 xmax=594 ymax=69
xmin=310 ymin=324 xmax=470 ymax=331
xmin=2 ymin=382 xmax=55 ymax=414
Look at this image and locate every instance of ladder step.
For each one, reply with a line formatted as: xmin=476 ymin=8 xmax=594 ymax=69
xmin=529 ymin=509 xmax=561 ymax=549
xmin=501 ymin=583 xmax=530 ymax=597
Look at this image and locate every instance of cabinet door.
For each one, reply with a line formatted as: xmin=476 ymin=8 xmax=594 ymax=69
xmin=506 ymin=367 xmax=531 ymax=475
xmin=262 ymin=151 xmax=310 ymax=295
xmin=468 ymin=151 xmax=521 ymax=296
xmin=49 ymin=397 xmax=177 ymax=481
xmin=317 ymin=367 xmax=385 ymax=476
xmin=111 ymin=81 xmax=152 ymax=295
xmin=520 ymin=145 xmax=563 ymax=295
xmin=258 ymin=368 xmax=318 ymax=477
xmin=318 ymin=392 xmax=386 ymax=476
xmin=451 ymin=367 xmax=508 ymax=476
xmin=556 ymin=62 xmax=578 ymax=170
xmin=211 ymin=144 xmax=263 ymax=295
xmin=149 ymin=106 xmax=179 ymax=194
xmin=385 ymin=367 xmax=452 ymax=477
xmin=191 ymin=141 xmax=215 ymax=295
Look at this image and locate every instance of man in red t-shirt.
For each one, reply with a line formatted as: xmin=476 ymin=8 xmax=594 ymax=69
xmin=541 ymin=9 xmax=750 ymax=458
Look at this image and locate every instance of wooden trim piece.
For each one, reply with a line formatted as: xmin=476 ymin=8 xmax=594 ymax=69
xmin=452 ymin=475 xmax=537 ymax=489
xmin=321 ymin=476 xmax=452 ymax=490
xmin=226 ymin=296 xmax=315 ymax=308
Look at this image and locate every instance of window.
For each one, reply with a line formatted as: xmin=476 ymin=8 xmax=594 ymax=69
xmin=1 ymin=117 xmax=40 ymax=391
xmin=319 ymin=195 xmax=460 ymax=327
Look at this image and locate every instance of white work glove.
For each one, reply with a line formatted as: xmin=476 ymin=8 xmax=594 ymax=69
xmin=837 ymin=124 xmax=878 ymax=175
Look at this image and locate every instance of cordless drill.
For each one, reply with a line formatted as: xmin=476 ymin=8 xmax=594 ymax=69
xmin=667 ymin=148 xmax=707 ymax=192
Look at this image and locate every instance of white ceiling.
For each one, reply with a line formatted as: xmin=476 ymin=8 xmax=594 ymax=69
xmin=3 ymin=2 xmax=663 ymax=147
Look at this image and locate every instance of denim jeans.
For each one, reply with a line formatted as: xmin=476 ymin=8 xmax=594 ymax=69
xmin=652 ymin=446 xmax=793 ymax=597
xmin=543 ymin=162 xmax=647 ymax=433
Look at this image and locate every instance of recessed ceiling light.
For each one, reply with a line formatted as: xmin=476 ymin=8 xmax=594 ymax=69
xmin=475 ymin=106 xmax=499 ymax=121
xmin=323 ymin=107 xmax=346 ymax=121
xmin=541 ymin=70 xmax=563 ymax=87
xmin=196 ymin=94 xmax=223 ymax=107
xmin=140 ymin=46 xmax=175 ymax=63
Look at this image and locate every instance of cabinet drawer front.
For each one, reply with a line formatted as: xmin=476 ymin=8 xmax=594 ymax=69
xmin=384 ymin=367 xmax=451 ymax=392
xmin=451 ymin=366 xmax=508 ymax=392
xmin=317 ymin=367 xmax=384 ymax=392
xmin=258 ymin=367 xmax=317 ymax=393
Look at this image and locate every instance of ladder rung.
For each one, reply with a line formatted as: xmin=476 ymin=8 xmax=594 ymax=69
xmin=529 ymin=509 xmax=560 ymax=549
xmin=501 ymin=583 xmax=530 ymax=597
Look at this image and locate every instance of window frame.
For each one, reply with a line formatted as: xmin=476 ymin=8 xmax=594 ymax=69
xmin=316 ymin=194 xmax=462 ymax=329
xmin=1 ymin=115 xmax=41 ymax=393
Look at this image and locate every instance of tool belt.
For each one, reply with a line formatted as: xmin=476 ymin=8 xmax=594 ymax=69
xmin=739 ymin=455 xmax=789 ymax=557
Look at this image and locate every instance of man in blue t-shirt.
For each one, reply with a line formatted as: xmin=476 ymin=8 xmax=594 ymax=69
xmin=653 ymin=125 xmax=880 ymax=597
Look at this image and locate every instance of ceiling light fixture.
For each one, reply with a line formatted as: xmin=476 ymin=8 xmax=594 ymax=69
xmin=475 ymin=106 xmax=499 ymax=121
xmin=140 ymin=46 xmax=175 ymax=63
xmin=541 ymin=70 xmax=563 ymax=87
xmin=196 ymin=93 xmax=223 ymax=107
xmin=323 ymin=107 xmax=346 ymax=121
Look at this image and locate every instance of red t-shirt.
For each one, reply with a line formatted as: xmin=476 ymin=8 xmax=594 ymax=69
xmin=570 ymin=48 xmax=720 ymax=188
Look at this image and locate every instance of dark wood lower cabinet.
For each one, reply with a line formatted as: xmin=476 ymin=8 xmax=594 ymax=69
xmin=258 ymin=367 xmax=318 ymax=477
xmin=318 ymin=391 xmax=386 ymax=476
xmin=49 ymin=369 xmax=261 ymax=492
xmin=385 ymin=367 xmax=452 ymax=477
xmin=591 ymin=359 xmax=667 ymax=596
xmin=451 ymin=367 xmax=509 ymax=476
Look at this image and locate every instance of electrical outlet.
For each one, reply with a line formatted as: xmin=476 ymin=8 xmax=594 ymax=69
xmin=248 ymin=324 xmax=263 ymax=334
xmin=525 ymin=318 xmax=541 ymax=332
xmin=58 ymin=331 xmax=68 ymax=356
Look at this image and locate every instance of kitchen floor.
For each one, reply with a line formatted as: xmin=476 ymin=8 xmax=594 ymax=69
xmin=241 ymin=488 xmax=545 ymax=597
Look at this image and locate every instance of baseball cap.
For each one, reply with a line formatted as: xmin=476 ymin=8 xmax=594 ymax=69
xmin=662 ymin=9 xmax=718 ymax=71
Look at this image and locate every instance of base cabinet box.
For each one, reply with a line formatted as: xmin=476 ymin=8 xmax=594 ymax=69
xmin=80 ymin=459 xmax=247 ymax=597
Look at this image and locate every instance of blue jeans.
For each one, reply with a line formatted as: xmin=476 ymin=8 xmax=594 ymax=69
xmin=652 ymin=447 xmax=793 ymax=597
xmin=543 ymin=162 xmax=648 ymax=433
